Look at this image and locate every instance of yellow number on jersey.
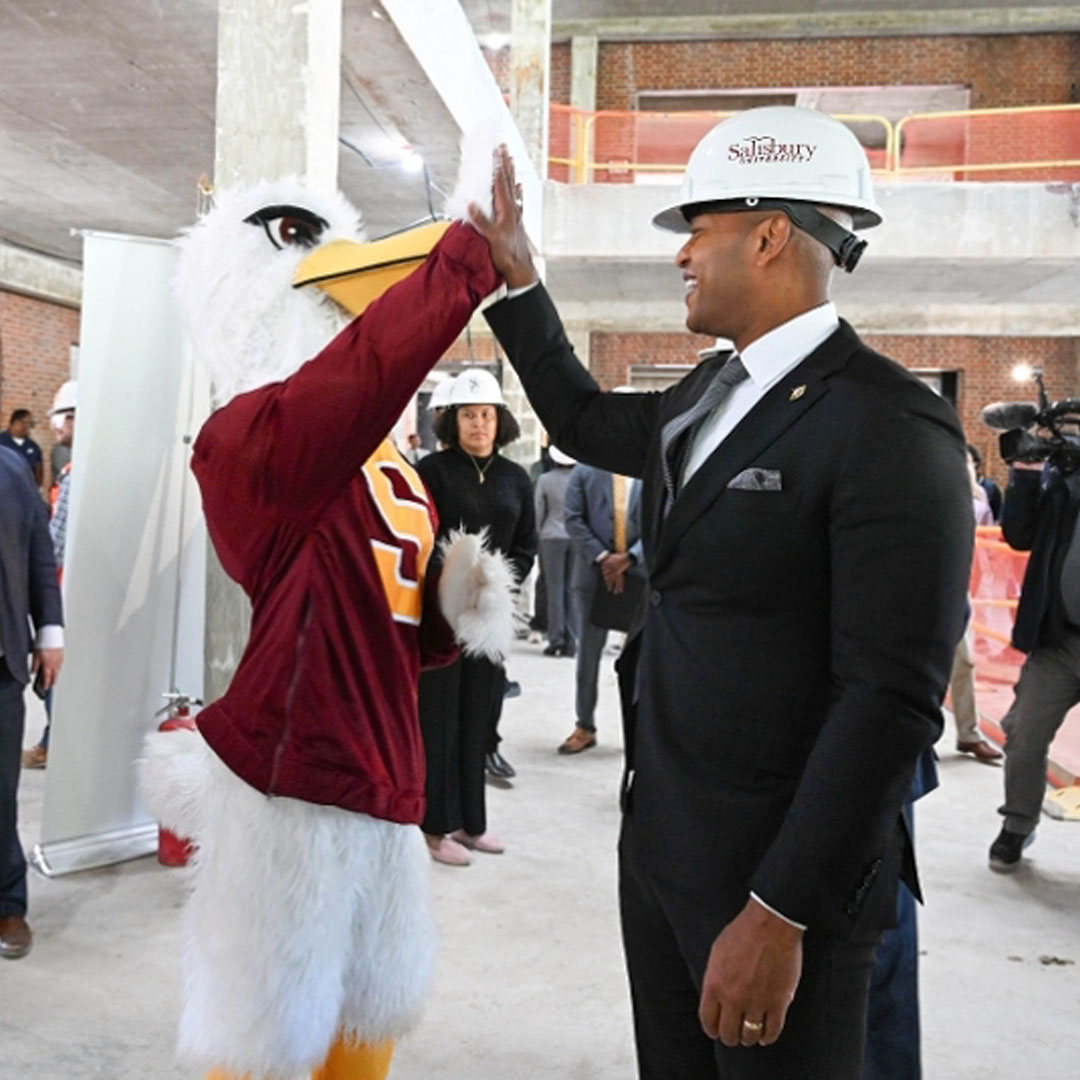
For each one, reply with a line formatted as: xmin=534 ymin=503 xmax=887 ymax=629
xmin=362 ymin=441 xmax=435 ymax=626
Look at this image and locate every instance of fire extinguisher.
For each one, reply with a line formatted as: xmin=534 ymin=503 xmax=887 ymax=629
xmin=154 ymin=692 xmax=203 ymax=867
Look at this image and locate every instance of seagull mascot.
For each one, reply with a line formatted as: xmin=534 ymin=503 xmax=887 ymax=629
xmin=141 ymin=154 xmax=513 ymax=1080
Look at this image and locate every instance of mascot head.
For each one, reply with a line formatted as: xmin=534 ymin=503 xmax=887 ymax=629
xmin=175 ymin=126 xmax=502 ymax=408
xmin=175 ymin=179 xmax=365 ymax=407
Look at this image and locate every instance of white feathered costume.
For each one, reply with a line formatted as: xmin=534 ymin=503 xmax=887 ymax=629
xmin=141 ymin=174 xmax=512 ymax=1077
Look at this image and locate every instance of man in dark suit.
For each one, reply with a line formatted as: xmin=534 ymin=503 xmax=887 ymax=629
xmin=0 ymin=446 xmax=63 ymax=959
xmin=471 ymin=108 xmax=971 ymax=1078
xmin=560 ymin=462 xmax=644 ymax=754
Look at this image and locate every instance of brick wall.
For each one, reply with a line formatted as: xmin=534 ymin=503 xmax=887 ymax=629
xmin=595 ymin=34 xmax=1080 ymax=111
xmin=591 ymin=330 xmax=714 ymax=388
xmin=588 ymin=330 xmax=1079 ymax=486
xmin=0 ymin=289 xmax=80 ymax=494
xmin=864 ymin=334 xmax=1079 ymax=485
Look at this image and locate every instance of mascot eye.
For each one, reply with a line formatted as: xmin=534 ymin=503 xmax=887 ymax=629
xmin=243 ymin=204 xmax=329 ymax=251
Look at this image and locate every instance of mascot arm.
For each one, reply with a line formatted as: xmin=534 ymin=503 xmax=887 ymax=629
xmin=211 ymin=223 xmax=500 ymax=517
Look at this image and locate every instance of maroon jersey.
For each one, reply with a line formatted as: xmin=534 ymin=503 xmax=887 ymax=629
xmin=191 ymin=223 xmax=500 ymax=823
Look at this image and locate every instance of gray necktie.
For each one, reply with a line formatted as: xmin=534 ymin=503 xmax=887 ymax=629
xmin=660 ymin=354 xmax=749 ymax=505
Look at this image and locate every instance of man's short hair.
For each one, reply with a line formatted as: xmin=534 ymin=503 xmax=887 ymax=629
xmin=9 ymin=409 xmax=31 ymax=426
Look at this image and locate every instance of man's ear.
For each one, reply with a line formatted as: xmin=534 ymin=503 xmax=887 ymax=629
xmin=754 ymin=212 xmax=793 ymax=267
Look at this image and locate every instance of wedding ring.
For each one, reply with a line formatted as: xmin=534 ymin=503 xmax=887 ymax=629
xmin=742 ymin=1020 xmax=764 ymax=1032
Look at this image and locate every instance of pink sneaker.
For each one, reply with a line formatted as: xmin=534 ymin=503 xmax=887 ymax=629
xmin=450 ymin=830 xmax=505 ymax=855
xmin=426 ymin=835 xmax=472 ymax=866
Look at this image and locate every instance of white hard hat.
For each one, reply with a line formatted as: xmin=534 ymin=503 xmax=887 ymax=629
xmin=653 ymin=107 xmax=882 ymax=270
xmin=549 ymin=446 xmax=575 ymax=466
xmin=428 ymin=376 xmax=455 ymax=410
xmin=48 ymin=379 xmax=77 ymax=416
xmin=449 ymin=368 xmax=505 ymax=407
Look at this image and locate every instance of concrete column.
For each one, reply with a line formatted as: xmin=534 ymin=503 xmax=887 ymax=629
xmin=570 ymin=35 xmax=597 ymax=112
xmin=205 ymin=0 xmax=344 ymax=703
xmin=569 ymin=35 xmax=597 ymax=183
xmin=215 ymin=0 xmax=342 ymax=193
xmin=510 ymin=0 xmax=552 ymax=177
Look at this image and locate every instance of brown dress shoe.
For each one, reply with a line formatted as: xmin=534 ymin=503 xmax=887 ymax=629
xmin=558 ymin=727 xmax=597 ymax=755
xmin=0 ymin=915 xmax=32 ymax=959
xmin=21 ymin=744 xmax=47 ymax=769
xmin=957 ymin=740 xmax=1003 ymax=763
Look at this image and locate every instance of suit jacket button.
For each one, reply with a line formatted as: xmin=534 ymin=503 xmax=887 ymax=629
xmin=650 ymin=590 xmax=662 ymax=607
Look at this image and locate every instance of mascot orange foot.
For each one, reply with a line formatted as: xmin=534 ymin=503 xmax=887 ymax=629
xmin=206 ymin=1034 xmax=394 ymax=1080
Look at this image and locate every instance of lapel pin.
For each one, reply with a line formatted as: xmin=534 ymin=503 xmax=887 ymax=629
xmin=789 ymin=384 xmax=806 ymax=401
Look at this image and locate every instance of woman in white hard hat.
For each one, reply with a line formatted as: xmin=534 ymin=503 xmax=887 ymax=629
xmin=416 ymin=367 xmax=537 ymax=865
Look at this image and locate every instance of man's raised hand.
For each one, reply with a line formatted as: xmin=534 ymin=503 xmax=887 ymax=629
xmin=468 ymin=145 xmax=538 ymax=290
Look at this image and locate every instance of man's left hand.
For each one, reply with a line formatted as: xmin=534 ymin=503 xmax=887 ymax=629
xmin=30 ymin=647 xmax=63 ymax=692
xmin=698 ymin=897 xmax=803 ymax=1049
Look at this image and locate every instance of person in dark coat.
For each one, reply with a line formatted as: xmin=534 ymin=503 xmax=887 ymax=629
xmin=0 ymin=446 xmax=63 ymax=960
xmin=417 ymin=368 xmax=536 ymax=866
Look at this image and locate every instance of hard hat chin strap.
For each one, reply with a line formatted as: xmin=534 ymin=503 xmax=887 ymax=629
xmin=684 ymin=198 xmax=868 ymax=272
xmin=766 ymin=200 xmax=867 ymax=273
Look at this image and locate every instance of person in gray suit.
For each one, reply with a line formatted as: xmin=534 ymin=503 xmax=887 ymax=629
xmin=0 ymin=446 xmax=63 ymax=959
xmin=559 ymin=462 xmax=644 ymax=754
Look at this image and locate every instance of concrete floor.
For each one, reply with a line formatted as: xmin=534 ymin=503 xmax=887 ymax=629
xmin=4 ymin=638 xmax=1080 ymax=1079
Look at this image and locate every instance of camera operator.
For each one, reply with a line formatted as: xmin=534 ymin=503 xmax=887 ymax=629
xmin=989 ymin=448 xmax=1080 ymax=871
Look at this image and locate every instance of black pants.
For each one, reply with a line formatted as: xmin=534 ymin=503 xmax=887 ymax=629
xmin=619 ymin=815 xmax=879 ymax=1080
xmin=418 ymin=655 xmax=505 ymax=837
xmin=0 ymin=660 xmax=27 ymax=918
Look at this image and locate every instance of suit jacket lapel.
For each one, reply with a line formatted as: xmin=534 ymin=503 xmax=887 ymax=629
xmin=652 ymin=324 xmax=860 ymax=573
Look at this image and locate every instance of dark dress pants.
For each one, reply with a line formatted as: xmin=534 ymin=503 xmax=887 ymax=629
xmin=419 ymin=655 xmax=505 ymax=837
xmin=0 ymin=660 xmax=28 ymax=918
xmin=619 ymin=814 xmax=879 ymax=1080
xmin=862 ymin=881 xmax=919 ymax=1080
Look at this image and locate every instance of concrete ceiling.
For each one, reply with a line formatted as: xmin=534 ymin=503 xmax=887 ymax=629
xmin=0 ymin=1 xmax=1076 ymax=269
xmin=0 ymin=0 xmax=466 ymax=263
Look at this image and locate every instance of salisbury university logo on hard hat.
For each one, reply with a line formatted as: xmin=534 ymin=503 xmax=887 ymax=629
xmin=728 ymin=136 xmax=817 ymax=165
xmin=464 ymin=375 xmax=483 ymax=394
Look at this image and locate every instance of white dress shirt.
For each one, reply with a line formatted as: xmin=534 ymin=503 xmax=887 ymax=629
xmin=682 ymin=302 xmax=840 ymax=484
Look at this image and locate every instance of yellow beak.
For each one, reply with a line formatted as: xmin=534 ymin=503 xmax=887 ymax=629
xmin=293 ymin=220 xmax=451 ymax=317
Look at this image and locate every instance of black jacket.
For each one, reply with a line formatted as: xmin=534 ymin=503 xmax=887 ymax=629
xmin=487 ymin=285 xmax=972 ymax=937
xmin=0 ymin=446 xmax=62 ymax=684
xmin=1002 ymin=465 xmax=1080 ymax=654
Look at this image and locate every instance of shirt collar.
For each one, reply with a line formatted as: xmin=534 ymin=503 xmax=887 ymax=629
xmin=739 ymin=302 xmax=839 ymax=392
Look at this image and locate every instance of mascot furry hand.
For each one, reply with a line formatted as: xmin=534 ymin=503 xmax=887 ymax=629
xmin=140 ymin=175 xmax=512 ymax=1080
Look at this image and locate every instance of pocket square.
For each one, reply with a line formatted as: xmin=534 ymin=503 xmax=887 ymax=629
xmin=727 ymin=467 xmax=782 ymax=491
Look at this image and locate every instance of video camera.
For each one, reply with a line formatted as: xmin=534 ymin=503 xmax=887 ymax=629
xmin=982 ymin=368 xmax=1080 ymax=475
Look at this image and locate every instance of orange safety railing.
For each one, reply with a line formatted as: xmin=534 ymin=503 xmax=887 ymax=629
xmin=549 ymin=102 xmax=1080 ymax=184
xmin=894 ymin=104 xmax=1080 ymax=182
